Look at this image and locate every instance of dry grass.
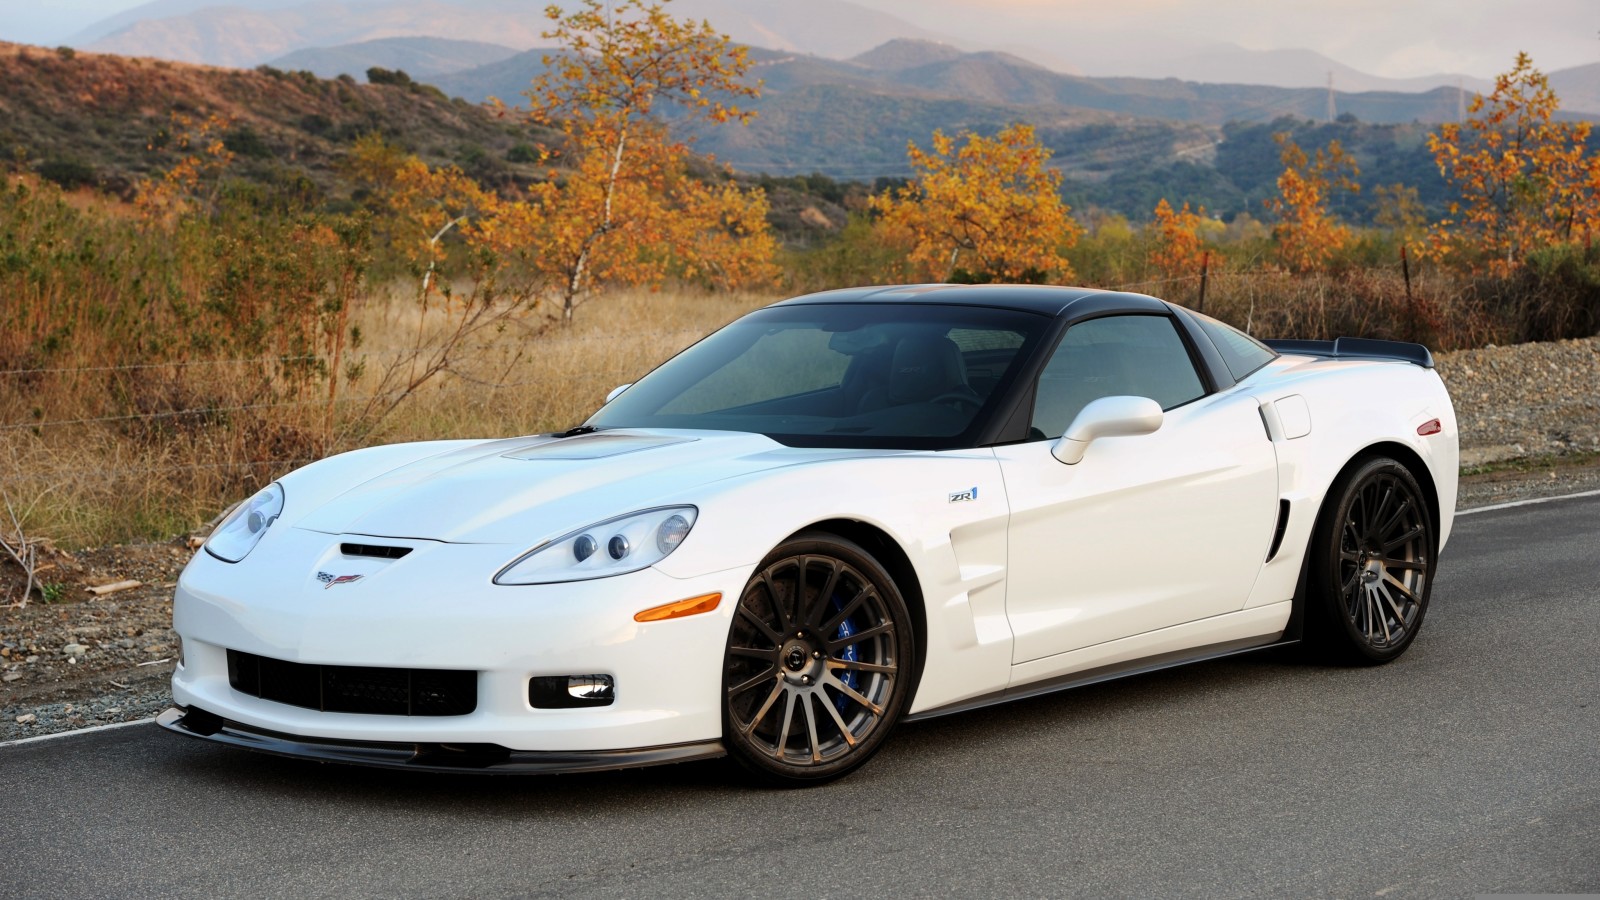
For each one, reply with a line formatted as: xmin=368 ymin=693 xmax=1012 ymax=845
xmin=0 ymin=285 xmax=776 ymax=549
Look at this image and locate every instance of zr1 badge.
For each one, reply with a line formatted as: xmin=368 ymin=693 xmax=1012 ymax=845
xmin=948 ymin=486 xmax=978 ymax=503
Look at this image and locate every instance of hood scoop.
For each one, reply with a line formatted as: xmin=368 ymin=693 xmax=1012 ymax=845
xmin=502 ymin=432 xmax=697 ymax=461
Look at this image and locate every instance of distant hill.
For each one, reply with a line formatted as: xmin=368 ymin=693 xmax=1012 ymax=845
xmin=1108 ymin=43 xmax=1494 ymax=95
xmin=429 ymin=40 xmax=1469 ymax=180
xmin=79 ymin=2 xmax=551 ymax=68
xmin=1551 ymin=63 xmax=1600 ymax=119
xmin=75 ymin=0 xmax=963 ymax=68
xmin=268 ymin=37 xmax=520 ymax=81
xmin=10 ymin=38 xmax=1588 ymax=231
xmin=848 ymin=38 xmax=966 ymax=71
xmin=0 ymin=41 xmax=554 ymax=198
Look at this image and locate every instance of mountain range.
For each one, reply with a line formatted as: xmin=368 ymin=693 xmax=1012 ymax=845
xmin=75 ymin=0 xmax=1519 ymax=98
xmin=418 ymin=40 xmax=1469 ymax=177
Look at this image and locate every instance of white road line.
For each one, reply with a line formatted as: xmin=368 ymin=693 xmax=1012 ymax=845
xmin=1457 ymin=487 xmax=1600 ymax=516
xmin=0 ymin=716 xmax=156 ymax=749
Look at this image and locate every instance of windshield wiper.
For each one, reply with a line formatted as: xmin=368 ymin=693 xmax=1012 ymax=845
xmin=556 ymin=424 xmax=601 ymax=438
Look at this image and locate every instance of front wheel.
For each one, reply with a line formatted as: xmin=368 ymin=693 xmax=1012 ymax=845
xmin=721 ymin=534 xmax=913 ymax=785
xmin=1305 ymin=457 xmax=1435 ymax=665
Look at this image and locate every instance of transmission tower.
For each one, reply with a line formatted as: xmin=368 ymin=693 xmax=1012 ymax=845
xmin=1327 ymin=71 xmax=1336 ymax=122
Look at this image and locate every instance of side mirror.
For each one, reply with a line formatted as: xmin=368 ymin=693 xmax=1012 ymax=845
xmin=1051 ymin=395 xmax=1163 ymax=465
xmin=604 ymin=383 xmax=632 ymax=404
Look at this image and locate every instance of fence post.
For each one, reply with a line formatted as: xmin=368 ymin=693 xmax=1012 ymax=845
xmin=1197 ymin=251 xmax=1209 ymax=313
xmin=1401 ymin=244 xmax=1415 ymax=343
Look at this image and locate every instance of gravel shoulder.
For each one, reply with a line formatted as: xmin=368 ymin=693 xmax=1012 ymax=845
xmin=4 ymin=334 xmax=1599 ymax=742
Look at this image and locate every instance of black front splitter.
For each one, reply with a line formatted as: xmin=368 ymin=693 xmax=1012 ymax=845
xmin=156 ymin=706 xmax=726 ymax=775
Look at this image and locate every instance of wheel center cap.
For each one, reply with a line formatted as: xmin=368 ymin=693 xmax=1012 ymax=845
xmin=1363 ymin=557 xmax=1384 ymax=582
xmin=785 ymin=646 xmax=807 ymax=671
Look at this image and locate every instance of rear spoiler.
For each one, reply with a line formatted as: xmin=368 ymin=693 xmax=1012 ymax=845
xmin=1263 ymin=338 xmax=1434 ymax=369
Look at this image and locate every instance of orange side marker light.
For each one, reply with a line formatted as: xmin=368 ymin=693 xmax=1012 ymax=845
xmin=634 ymin=592 xmax=722 ymax=623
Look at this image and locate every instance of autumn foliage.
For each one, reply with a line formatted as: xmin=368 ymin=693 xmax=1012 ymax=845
xmin=521 ymin=0 xmax=774 ymax=319
xmin=351 ymin=0 xmax=776 ymax=324
xmin=1148 ymin=199 xmax=1210 ymax=281
xmin=871 ymin=123 xmax=1083 ymax=283
xmin=1427 ymin=52 xmax=1597 ymax=273
xmin=1264 ymin=134 xmax=1360 ymax=273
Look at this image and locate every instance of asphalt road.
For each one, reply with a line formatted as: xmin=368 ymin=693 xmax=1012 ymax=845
xmin=3 ymin=496 xmax=1597 ymax=899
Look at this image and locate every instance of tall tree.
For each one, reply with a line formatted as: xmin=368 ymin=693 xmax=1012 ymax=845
xmin=1427 ymin=52 xmax=1594 ymax=272
xmin=522 ymin=0 xmax=771 ymax=321
xmin=1148 ymin=198 xmax=1209 ymax=282
xmin=870 ymin=124 xmax=1083 ymax=283
xmin=1265 ymin=134 xmax=1359 ymax=273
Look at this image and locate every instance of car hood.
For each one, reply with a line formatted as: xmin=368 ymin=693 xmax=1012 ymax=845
xmin=291 ymin=429 xmax=890 ymax=545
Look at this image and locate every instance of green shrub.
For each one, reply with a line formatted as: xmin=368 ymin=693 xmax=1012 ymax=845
xmin=35 ymin=159 xmax=95 ymax=189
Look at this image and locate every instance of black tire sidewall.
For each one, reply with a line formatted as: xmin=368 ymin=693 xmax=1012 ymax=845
xmin=720 ymin=532 xmax=914 ymax=786
xmin=1308 ymin=456 xmax=1436 ymax=665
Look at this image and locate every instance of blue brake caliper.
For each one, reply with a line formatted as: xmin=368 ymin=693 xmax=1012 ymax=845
xmin=830 ymin=593 xmax=859 ymax=714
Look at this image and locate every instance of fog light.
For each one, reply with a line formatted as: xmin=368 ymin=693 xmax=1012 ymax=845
xmin=529 ymin=674 xmax=615 ymax=708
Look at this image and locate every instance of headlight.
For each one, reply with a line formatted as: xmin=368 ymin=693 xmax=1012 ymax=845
xmin=495 ymin=506 xmax=698 ymax=585
xmin=204 ymin=483 xmax=284 ymax=563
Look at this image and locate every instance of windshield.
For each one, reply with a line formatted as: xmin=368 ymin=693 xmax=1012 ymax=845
xmin=588 ymin=303 xmax=1049 ymax=449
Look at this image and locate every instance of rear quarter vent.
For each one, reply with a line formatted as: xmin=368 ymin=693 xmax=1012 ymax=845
xmin=1265 ymin=500 xmax=1291 ymax=562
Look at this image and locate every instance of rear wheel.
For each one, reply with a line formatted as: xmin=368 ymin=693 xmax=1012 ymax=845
xmin=1306 ymin=457 xmax=1435 ymax=665
xmin=721 ymin=534 xmax=913 ymax=785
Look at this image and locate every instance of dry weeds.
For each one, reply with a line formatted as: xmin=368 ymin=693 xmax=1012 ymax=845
xmin=1 ymin=285 xmax=774 ymax=549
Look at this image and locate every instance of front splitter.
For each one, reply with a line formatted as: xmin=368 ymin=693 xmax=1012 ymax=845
xmin=156 ymin=706 xmax=726 ymax=775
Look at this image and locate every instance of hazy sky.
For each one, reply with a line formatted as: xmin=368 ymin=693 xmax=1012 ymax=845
xmin=4 ymin=0 xmax=1596 ymax=78
xmin=4 ymin=0 xmax=142 ymax=45
xmin=850 ymin=0 xmax=1599 ymax=78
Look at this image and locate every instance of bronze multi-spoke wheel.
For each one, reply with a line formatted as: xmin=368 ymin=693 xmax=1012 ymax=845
xmin=1308 ymin=457 xmax=1435 ymax=664
xmin=722 ymin=534 xmax=913 ymax=785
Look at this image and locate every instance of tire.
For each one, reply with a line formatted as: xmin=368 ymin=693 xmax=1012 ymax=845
xmin=1305 ymin=456 xmax=1436 ymax=665
xmin=721 ymin=533 xmax=914 ymax=786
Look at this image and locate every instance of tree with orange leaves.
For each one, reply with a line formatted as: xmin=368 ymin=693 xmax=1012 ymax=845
xmin=1148 ymin=198 xmax=1209 ymax=281
xmin=519 ymin=0 xmax=774 ymax=321
xmin=1264 ymin=134 xmax=1360 ymax=273
xmin=346 ymin=134 xmax=499 ymax=287
xmin=1427 ymin=52 xmax=1595 ymax=272
xmin=870 ymin=123 xmax=1082 ymax=283
xmin=135 ymin=113 xmax=235 ymax=225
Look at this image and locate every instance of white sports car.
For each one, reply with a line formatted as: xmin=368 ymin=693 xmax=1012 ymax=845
xmin=160 ymin=285 xmax=1458 ymax=784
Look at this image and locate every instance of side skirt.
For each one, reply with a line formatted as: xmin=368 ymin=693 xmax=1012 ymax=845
xmin=902 ymin=633 xmax=1293 ymax=723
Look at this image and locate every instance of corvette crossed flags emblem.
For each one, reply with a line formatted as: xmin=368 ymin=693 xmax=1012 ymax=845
xmin=316 ymin=572 xmax=364 ymax=589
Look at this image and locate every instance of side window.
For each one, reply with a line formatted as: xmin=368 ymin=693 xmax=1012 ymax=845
xmin=1191 ymin=310 xmax=1277 ymax=381
xmin=1030 ymin=315 xmax=1206 ymax=439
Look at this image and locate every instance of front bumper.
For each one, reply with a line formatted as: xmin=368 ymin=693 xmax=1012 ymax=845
xmin=171 ymin=529 xmax=750 ymax=754
xmin=157 ymin=706 xmax=725 ymax=774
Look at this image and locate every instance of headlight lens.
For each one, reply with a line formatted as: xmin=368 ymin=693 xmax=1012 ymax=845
xmin=204 ymin=483 xmax=285 ymax=563
xmin=494 ymin=506 xmax=698 ymax=585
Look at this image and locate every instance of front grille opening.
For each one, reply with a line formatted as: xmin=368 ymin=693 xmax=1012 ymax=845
xmin=340 ymin=542 xmax=412 ymax=560
xmin=227 ymin=650 xmax=476 ymax=716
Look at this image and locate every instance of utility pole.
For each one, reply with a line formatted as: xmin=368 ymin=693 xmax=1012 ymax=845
xmin=1457 ymin=77 xmax=1465 ymax=121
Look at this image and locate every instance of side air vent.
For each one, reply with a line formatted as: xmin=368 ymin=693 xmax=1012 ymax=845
xmin=341 ymin=542 xmax=412 ymax=560
xmin=1265 ymin=500 xmax=1291 ymax=562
